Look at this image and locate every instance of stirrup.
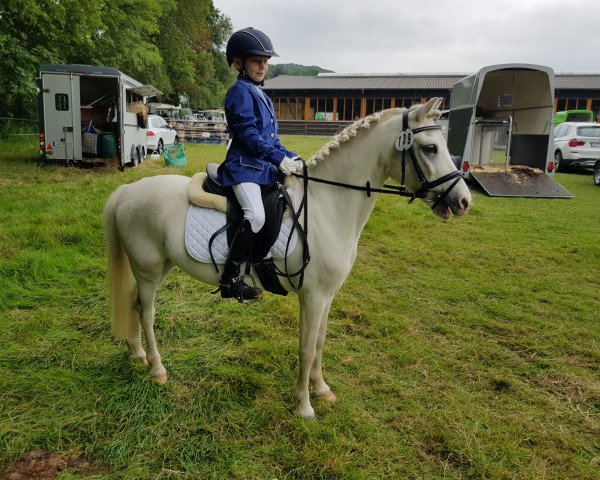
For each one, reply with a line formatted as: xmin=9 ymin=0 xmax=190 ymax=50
xmin=216 ymin=274 xmax=262 ymax=303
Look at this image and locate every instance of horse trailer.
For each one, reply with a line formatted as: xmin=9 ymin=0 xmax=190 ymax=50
xmin=446 ymin=64 xmax=572 ymax=198
xmin=37 ymin=64 xmax=161 ymax=169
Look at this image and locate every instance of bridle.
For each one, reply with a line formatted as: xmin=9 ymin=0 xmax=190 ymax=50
xmin=276 ymin=109 xmax=465 ymax=289
xmin=293 ymin=109 xmax=463 ymax=208
xmin=395 ymin=109 xmax=463 ymax=208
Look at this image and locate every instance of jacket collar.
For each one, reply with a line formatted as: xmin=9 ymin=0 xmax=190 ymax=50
xmin=238 ymin=75 xmax=274 ymax=117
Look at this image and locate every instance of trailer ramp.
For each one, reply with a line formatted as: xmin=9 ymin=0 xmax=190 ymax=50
xmin=470 ymin=166 xmax=573 ymax=198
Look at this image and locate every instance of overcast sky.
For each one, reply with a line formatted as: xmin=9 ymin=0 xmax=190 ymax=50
xmin=215 ymin=0 xmax=600 ymax=74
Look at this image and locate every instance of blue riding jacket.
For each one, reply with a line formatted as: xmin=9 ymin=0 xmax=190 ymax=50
xmin=217 ymin=75 xmax=297 ymax=187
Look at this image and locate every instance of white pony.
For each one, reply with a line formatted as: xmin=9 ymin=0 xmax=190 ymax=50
xmin=103 ymin=98 xmax=471 ymax=419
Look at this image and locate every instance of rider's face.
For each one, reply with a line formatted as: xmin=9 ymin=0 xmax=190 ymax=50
xmin=235 ymin=56 xmax=270 ymax=83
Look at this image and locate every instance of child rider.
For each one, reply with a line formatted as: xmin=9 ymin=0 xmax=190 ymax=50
xmin=217 ymin=27 xmax=303 ymax=301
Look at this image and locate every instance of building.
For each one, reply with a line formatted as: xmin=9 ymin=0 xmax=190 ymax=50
xmin=263 ymin=71 xmax=600 ymax=134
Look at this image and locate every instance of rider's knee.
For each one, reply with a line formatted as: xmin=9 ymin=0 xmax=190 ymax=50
xmin=247 ymin=209 xmax=265 ymax=233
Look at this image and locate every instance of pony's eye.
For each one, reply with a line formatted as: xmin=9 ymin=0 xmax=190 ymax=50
xmin=423 ymin=144 xmax=438 ymax=155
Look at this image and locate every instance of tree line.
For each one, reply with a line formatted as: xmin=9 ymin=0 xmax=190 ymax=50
xmin=0 ymin=0 xmax=235 ymax=120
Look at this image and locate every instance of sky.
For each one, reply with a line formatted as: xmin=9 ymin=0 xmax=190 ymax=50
xmin=214 ymin=0 xmax=600 ymax=74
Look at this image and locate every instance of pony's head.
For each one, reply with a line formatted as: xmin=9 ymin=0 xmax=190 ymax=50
xmin=388 ymin=98 xmax=471 ymax=219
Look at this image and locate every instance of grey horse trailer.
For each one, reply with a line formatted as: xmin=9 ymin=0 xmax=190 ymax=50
xmin=38 ymin=64 xmax=161 ymax=169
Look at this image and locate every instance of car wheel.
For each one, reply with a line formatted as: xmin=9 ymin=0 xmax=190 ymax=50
xmin=157 ymin=139 xmax=164 ymax=155
xmin=174 ymin=135 xmax=179 ymax=145
xmin=554 ymin=150 xmax=566 ymax=172
xmin=594 ymin=161 xmax=600 ymax=186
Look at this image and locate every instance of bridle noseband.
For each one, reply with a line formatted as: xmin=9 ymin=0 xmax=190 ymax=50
xmin=396 ymin=109 xmax=463 ymax=208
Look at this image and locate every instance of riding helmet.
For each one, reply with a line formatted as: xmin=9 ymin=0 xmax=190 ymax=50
xmin=226 ymin=27 xmax=279 ymax=66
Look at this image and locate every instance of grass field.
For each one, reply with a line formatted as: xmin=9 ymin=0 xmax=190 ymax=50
xmin=1 ymin=136 xmax=599 ymax=479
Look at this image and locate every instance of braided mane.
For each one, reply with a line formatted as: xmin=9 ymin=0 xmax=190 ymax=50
xmin=308 ymin=108 xmax=404 ymax=164
xmin=307 ymin=103 xmax=443 ymax=164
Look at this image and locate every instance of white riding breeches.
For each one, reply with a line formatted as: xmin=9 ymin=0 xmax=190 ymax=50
xmin=232 ymin=182 xmax=265 ymax=233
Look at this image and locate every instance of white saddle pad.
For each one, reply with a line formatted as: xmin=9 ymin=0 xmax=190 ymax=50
xmin=184 ymin=188 xmax=300 ymax=264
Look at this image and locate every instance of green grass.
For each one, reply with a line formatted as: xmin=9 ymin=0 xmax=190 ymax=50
xmin=1 ymin=136 xmax=599 ymax=479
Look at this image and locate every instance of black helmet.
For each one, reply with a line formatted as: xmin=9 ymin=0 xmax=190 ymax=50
xmin=226 ymin=27 xmax=279 ymax=66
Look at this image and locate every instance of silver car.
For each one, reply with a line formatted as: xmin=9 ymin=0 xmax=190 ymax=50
xmin=553 ymin=122 xmax=600 ymax=171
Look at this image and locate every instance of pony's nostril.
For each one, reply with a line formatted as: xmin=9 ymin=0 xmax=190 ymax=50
xmin=461 ymin=197 xmax=470 ymax=210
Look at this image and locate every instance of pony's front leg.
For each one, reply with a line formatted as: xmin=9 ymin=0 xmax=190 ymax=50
xmin=295 ymin=291 xmax=331 ymax=419
xmin=136 ymin=279 xmax=167 ymax=383
xmin=310 ymin=300 xmax=336 ymax=402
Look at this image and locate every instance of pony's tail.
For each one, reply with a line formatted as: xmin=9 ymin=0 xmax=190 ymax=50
xmin=103 ymin=188 xmax=140 ymax=340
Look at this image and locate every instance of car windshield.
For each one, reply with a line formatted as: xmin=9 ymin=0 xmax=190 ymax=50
xmin=577 ymin=127 xmax=600 ymax=137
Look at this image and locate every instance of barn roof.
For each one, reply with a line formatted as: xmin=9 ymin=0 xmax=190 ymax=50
xmin=264 ymin=72 xmax=600 ymax=91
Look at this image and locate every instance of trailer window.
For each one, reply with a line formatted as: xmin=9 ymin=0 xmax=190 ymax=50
xmin=55 ymin=93 xmax=69 ymax=111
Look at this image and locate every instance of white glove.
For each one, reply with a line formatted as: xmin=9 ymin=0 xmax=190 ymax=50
xmin=279 ymin=156 xmax=303 ymax=176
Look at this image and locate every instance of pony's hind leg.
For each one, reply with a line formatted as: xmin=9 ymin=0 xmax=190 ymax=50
xmin=126 ymin=291 xmax=148 ymax=365
xmin=135 ymin=265 xmax=171 ymax=384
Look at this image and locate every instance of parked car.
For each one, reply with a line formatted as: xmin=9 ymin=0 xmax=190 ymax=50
xmin=594 ymin=160 xmax=600 ymax=186
xmin=553 ymin=122 xmax=600 ymax=171
xmin=146 ymin=114 xmax=178 ymax=154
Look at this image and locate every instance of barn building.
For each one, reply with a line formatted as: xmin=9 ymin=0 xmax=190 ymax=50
xmin=263 ymin=71 xmax=600 ymax=135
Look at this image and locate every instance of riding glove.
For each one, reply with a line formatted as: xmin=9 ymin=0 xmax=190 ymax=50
xmin=279 ymin=156 xmax=303 ymax=176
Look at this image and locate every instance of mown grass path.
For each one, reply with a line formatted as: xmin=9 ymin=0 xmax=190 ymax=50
xmin=1 ymin=137 xmax=599 ymax=479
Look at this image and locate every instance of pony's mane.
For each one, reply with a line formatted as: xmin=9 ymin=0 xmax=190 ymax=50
xmin=307 ymin=103 xmax=442 ymax=164
xmin=308 ymin=109 xmax=403 ymax=164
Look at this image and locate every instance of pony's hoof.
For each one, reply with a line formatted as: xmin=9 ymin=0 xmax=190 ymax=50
xmin=151 ymin=367 xmax=168 ymax=384
xmin=129 ymin=353 xmax=148 ymax=365
xmin=316 ymin=390 xmax=337 ymax=402
xmin=296 ymin=406 xmax=316 ymax=421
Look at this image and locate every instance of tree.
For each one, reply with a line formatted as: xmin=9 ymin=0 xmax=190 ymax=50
xmin=153 ymin=0 xmax=234 ymax=109
xmin=0 ymin=0 xmax=234 ymax=119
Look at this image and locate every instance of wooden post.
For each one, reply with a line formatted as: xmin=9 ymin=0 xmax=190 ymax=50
xmin=332 ymin=98 xmax=338 ymax=121
xmin=360 ymin=98 xmax=366 ymax=118
xmin=304 ymin=97 xmax=311 ymax=121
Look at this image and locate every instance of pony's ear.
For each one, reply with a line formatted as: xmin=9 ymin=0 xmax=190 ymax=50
xmin=416 ymin=97 xmax=440 ymax=122
xmin=414 ymin=97 xmax=443 ymax=122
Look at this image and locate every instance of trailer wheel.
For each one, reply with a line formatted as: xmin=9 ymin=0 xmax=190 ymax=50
xmin=131 ymin=145 xmax=140 ymax=167
xmin=136 ymin=145 xmax=144 ymax=164
xmin=594 ymin=161 xmax=600 ymax=186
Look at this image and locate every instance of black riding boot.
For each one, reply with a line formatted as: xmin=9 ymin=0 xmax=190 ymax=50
xmin=220 ymin=221 xmax=262 ymax=302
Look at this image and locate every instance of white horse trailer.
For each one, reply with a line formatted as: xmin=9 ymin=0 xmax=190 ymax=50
xmin=446 ymin=64 xmax=572 ymax=198
xmin=37 ymin=64 xmax=161 ymax=169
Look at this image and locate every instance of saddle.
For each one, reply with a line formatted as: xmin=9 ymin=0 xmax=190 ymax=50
xmin=187 ymin=163 xmax=296 ymax=295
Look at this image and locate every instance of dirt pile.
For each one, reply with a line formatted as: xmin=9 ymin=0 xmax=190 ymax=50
xmin=1 ymin=450 xmax=110 ymax=480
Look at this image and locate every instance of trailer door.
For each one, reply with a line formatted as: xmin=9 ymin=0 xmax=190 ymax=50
xmin=41 ymin=73 xmax=81 ymax=161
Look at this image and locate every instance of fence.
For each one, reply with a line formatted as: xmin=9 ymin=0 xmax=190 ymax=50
xmin=277 ymin=120 xmax=353 ymax=136
xmin=168 ymin=119 xmax=229 ymax=144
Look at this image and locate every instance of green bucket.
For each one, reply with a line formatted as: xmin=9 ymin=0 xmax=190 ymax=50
xmin=102 ymin=133 xmax=117 ymax=157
